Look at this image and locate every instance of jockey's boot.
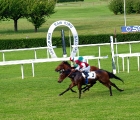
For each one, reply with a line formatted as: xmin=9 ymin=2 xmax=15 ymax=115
xmin=83 ymin=71 xmax=89 ymax=84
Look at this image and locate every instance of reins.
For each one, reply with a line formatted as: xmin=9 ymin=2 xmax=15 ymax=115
xmin=59 ymin=68 xmax=73 ymax=77
xmin=67 ymin=70 xmax=74 ymax=77
xmin=58 ymin=62 xmax=77 ymax=77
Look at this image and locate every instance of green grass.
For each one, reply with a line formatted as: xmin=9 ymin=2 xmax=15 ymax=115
xmin=1 ymin=0 xmax=140 ymax=39
xmin=0 ymin=44 xmax=140 ymax=120
xmin=0 ymin=76 xmax=139 ymax=120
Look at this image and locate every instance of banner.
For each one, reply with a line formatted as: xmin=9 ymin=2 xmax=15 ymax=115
xmin=121 ymin=26 xmax=140 ymax=33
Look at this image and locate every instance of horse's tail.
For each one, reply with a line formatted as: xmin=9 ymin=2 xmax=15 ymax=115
xmin=104 ymin=70 xmax=124 ymax=83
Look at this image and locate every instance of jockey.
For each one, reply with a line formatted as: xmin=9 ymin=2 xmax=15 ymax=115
xmin=70 ymin=56 xmax=87 ymax=68
xmin=74 ymin=59 xmax=90 ymax=84
xmin=70 ymin=56 xmax=86 ymax=62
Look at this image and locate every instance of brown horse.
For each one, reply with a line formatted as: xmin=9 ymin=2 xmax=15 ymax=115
xmin=55 ymin=61 xmax=99 ymax=93
xmin=55 ymin=61 xmax=124 ymax=84
xmin=55 ymin=61 xmax=124 ymax=98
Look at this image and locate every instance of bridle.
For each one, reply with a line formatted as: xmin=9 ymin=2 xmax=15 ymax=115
xmin=59 ymin=69 xmax=75 ymax=78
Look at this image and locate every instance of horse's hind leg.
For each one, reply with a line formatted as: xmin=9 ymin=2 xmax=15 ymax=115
xmin=81 ymin=84 xmax=91 ymax=92
xmin=81 ymin=85 xmax=89 ymax=90
xmin=82 ymin=82 xmax=96 ymax=93
xmin=103 ymin=83 xmax=112 ymax=96
xmin=82 ymin=85 xmax=91 ymax=93
xmin=109 ymin=86 xmax=112 ymax=96
xmin=110 ymin=82 xmax=124 ymax=92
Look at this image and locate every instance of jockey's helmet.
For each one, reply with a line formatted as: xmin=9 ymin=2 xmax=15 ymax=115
xmin=78 ymin=56 xmax=84 ymax=62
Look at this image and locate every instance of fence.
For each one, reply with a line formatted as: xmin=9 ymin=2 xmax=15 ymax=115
xmin=0 ymin=45 xmax=108 ymax=79
xmin=74 ymin=38 xmax=140 ymax=73
xmin=0 ymin=46 xmax=57 ymax=79
xmin=0 ymin=46 xmax=57 ymax=61
xmin=110 ymin=36 xmax=140 ymax=73
xmin=72 ymin=44 xmax=109 ymax=68
xmin=1 ymin=38 xmax=139 ymax=79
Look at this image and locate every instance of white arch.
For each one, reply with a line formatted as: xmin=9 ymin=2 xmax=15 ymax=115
xmin=46 ymin=20 xmax=79 ymax=58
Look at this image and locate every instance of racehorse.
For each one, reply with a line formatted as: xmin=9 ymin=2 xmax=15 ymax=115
xmin=55 ymin=61 xmax=123 ymax=80
xmin=55 ymin=61 xmax=124 ymax=98
xmin=55 ymin=61 xmax=99 ymax=93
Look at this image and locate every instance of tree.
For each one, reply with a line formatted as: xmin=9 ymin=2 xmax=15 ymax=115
xmin=26 ymin=0 xmax=56 ymax=32
xmin=126 ymin=0 xmax=135 ymax=14
xmin=0 ymin=0 xmax=27 ymax=31
xmin=108 ymin=0 xmax=123 ymax=15
xmin=0 ymin=1 xmax=7 ymax=20
xmin=133 ymin=0 xmax=140 ymax=14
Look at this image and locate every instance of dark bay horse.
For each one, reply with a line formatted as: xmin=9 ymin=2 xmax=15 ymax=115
xmin=55 ymin=61 xmax=123 ymax=80
xmin=55 ymin=61 xmax=99 ymax=93
xmin=55 ymin=61 xmax=124 ymax=98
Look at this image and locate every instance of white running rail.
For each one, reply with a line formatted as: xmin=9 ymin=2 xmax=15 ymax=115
xmin=110 ymin=37 xmax=140 ymax=73
xmin=0 ymin=46 xmax=57 ymax=61
xmin=0 ymin=47 xmax=108 ymax=79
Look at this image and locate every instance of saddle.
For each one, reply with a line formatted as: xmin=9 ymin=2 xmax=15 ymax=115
xmin=82 ymin=71 xmax=96 ymax=79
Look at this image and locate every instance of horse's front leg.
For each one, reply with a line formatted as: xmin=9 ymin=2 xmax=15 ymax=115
xmin=59 ymin=83 xmax=75 ymax=96
xmin=77 ymin=84 xmax=82 ymax=99
xmin=70 ymin=88 xmax=77 ymax=93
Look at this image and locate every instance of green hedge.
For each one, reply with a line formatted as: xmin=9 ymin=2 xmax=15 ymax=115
xmin=0 ymin=33 xmax=140 ymax=50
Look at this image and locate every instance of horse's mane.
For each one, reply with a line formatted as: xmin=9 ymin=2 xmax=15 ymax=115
xmin=63 ymin=61 xmax=71 ymax=68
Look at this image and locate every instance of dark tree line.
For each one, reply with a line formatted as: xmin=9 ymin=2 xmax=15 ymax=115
xmin=0 ymin=0 xmax=56 ymax=32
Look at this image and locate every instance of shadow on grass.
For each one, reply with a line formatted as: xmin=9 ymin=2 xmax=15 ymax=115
xmin=0 ymin=29 xmax=36 ymax=34
xmin=0 ymin=27 xmax=50 ymax=34
xmin=0 ymin=24 xmax=93 ymax=34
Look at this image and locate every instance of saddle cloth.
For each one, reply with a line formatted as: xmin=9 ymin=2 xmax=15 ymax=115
xmin=82 ymin=71 xmax=96 ymax=79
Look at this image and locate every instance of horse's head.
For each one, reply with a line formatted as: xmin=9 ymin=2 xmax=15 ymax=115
xmin=55 ymin=61 xmax=71 ymax=72
xmin=58 ymin=69 xmax=71 ymax=83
